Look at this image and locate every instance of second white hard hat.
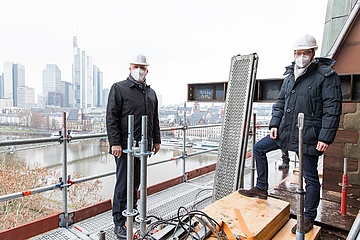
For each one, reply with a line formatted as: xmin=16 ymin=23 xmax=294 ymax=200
xmin=293 ymin=34 xmax=318 ymax=51
xmin=130 ymin=54 xmax=149 ymax=66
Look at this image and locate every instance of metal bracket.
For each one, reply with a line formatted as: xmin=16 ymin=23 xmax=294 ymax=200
xmin=182 ymin=172 xmax=188 ymax=182
xmin=59 ymin=212 xmax=74 ymax=228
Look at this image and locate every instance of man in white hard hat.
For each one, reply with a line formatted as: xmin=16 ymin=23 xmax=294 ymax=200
xmin=239 ymin=34 xmax=342 ymax=234
xmin=106 ymin=54 xmax=161 ymax=239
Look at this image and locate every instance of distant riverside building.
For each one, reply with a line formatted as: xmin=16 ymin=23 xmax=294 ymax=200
xmin=103 ymin=88 xmax=109 ymax=108
xmin=0 ymin=98 xmax=13 ymax=107
xmin=42 ymin=64 xmax=62 ymax=106
xmin=93 ymin=65 xmax=103 ymax=107
xmin=47 ymin=91 xmax=62 ymax=106
xmin=3 ymin=62 xmax=25 ymax=107
xmin=17 ymin=86 xmax=35 ymax=109
xmin=62 ymin=81 xmax=74 ymax=108
xmin=73 ymin=36 xmax=94 ymax=109
xmin=13 ymin=64 xmax=25 ymax=107
xmin=0 ymin=73 xmax=3 ymax=99
xmin=37 ymin=94 xmax=45 ymax=107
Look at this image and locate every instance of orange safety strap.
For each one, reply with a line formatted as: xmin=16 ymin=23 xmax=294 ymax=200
xmin=213 ymin=221 xmax=236 ymax=240
xmin=234 ymin=208 xmax=254 ymax=240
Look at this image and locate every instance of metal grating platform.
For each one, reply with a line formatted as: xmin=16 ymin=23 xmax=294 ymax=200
xmin=212 ymin=53 xmax=259 ymax=201
xmin=30 ymin=228 xmax=80 ymax=240
xmin=31 ymin=172 xmax=215 ymax=240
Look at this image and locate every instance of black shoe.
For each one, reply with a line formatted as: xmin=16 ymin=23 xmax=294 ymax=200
xmin=291 ymin=219 xmax=314 ymax=234
xmin=278 ymin=163 xmax=289 ymax=170
xmin=238 ymin=187 xmax=268 ymax=200
xmin=114 ymin=225 xmax=127 ymax=239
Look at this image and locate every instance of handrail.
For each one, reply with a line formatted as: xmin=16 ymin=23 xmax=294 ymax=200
xmin=0 ymin=117 xmax=264 ymax=230
xmin=0 ymin=123 xmax=222 ymax=202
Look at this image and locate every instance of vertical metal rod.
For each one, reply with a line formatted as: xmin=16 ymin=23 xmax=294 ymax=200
xmin=125 ymin=115 xmax=134 ymax=239
xmin=341 ymin=158 xmax=348 ymax=215
xmin=296 ymin=113 xmax=305 ymax=240
xmin=61 ymin=112 xmax=68 ymax=226
xmin=98 ymin=230 xmax=105 ymax=240
xmin=182 ymin=101 xmax=187 ymax=182
xmin=140 ymin=115 xmax=148 ymax=237
xmin=250 ymin=113 xmax=256 ymax=188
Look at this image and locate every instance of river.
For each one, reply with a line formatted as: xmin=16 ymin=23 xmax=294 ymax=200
xmin=12 ymin=139 xmax=218 ymax=199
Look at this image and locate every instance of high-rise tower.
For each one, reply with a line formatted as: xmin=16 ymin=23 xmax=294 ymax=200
xmin=3 ymin=62 xmax=25 ymax=107
xmin=72 ymin=36 xmax=94 ymax=109
xmin=42 ymin=64 xmax=62 ymax=106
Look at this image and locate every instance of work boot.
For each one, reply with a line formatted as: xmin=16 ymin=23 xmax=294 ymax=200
xmin=114 ymin=225 xmax=127 ymax=239
xmin=278 ymin=162 xmax=290 ymax=170
xmin=238 ymin=187 xmax=268 ymax=200
xmin=278 ymin=156 xmax=290 ymax=170
xmin=291 ymin=218 xmax=314 ymax=234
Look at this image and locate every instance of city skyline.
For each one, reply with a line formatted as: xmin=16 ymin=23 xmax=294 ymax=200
xmin=1 ymin=0 xmax=328 ymax=105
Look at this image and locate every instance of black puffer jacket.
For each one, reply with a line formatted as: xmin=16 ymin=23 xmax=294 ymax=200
xmin=269 ymin=58 xmax=342 ymax=156
xmin=106 ymin=76 xmax=161 ymax=151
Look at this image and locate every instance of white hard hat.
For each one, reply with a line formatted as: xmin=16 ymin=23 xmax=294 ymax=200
xmin=130 ymin=54 xmax=149 ymax=66
xmin=293 ymin=34 xmax=318 ymax=51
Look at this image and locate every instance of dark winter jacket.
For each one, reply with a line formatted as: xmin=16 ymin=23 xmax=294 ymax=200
xmin=269 ymin=57 xmax=342 ymax=156
xmin=106 ymin=76 xmax=161 ymax=151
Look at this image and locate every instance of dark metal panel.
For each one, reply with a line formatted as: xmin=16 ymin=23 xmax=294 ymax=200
xmin=187 ymin=82 xmax=227 ymax=102
xmin=255 ymin=78 xmax=284 ymax=102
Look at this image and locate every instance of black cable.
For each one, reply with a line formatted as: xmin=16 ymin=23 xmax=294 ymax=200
xmin=137 ymin=207 xmax=226 ymax=239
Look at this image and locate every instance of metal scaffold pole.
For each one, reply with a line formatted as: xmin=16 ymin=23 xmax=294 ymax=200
xmin=60 ymin=111 xmax=70 ymax=227
xmin=182 ymin=101 xmax=188 ymax=182
xmin=296 ymin=113 xmax=305 ymax=240
xmin=139 ymin=115 xmax=151 ymax=237
xmin=124 ymin=115 xmax=136 ymax=239
xmin=251 ymin=113 xmax=256 ymax=188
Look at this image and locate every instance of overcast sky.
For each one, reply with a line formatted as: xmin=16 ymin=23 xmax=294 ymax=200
xmin=0 ymin=0 xmax=328 ymax=105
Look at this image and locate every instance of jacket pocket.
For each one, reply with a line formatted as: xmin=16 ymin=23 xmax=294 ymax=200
xmin=303 ymin=126 xmax=318 ymax=144
xmin=295 ymin=125 xmax=318 ymax=145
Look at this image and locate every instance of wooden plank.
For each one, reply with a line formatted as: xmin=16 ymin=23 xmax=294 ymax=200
xmin=272 ymin=219 xmax=321 ymax=240
xmin=203 ymin=191 xmax=290 ymax=239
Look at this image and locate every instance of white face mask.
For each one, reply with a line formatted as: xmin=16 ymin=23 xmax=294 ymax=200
xmin=131 ymin=68 xmax=147 ymax=82
xmin=295 ymin=55 xmax=311 ymax=68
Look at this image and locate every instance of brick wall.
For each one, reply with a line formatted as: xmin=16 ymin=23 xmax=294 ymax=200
xmin=323 ymin=103 xmax=360 ymax=195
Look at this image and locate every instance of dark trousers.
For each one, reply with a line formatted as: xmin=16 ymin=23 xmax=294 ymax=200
xmin=253 ymin=135 xmax=321 ymax=221
xmin=112 ymin=153 xmax=141 ymax=226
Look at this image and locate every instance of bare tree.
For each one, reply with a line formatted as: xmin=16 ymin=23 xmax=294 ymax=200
xmin=0 ymin=154 xmax=104 ymax=230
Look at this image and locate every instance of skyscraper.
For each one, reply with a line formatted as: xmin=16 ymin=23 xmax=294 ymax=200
xmin=93 ymin=65 xmax=103 ymax=107
xmin=17 ymin=86 xmax=35 ymax=108
xmin=0 ymin=73 xmax=4 ymax=99
xmin=3 ymin=62 xmax=25 ymax=107
xmin=42 ymin=64 xmax=62 ymax=106
xmin=62 ymin=81 xmax=74 ymax=108
xmin=13 ymin=64 xmax=25 ymax=107
xmin=72 ymin=36 xmax=95 ymax=109
xmin=3 ymin=62 xmax=13 ymax=103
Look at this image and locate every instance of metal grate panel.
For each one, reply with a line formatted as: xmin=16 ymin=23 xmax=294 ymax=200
xmin=30 ymin=228 xmax=79 ymax=240
xmin=212 ymin=54 xmax=258 ymax=200
xmin=71 ymin=210 xmax=113 ymax=235
xmin=147 ymin=183 xmax=212 ymax=218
